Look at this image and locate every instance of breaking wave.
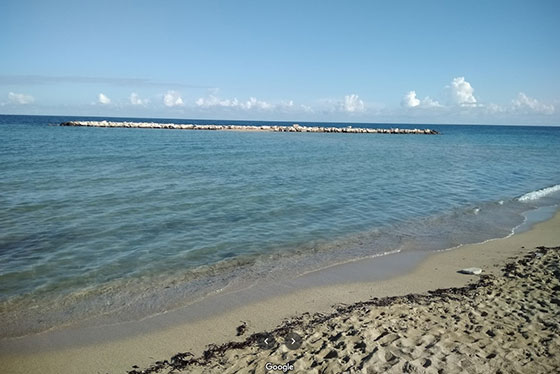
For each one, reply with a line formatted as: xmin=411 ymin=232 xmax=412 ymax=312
xmin=518 ymin=184 xmax=560 ymax=202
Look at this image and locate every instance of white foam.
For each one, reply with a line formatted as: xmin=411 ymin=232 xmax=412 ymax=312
xmin=518 ymin=184 xmax=560 ymax=202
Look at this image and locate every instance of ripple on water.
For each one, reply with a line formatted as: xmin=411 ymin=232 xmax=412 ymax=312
xmin=0 ymin=116 xmax=560 ymax=337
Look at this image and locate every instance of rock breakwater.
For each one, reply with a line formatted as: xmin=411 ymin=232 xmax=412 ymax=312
xmin=60 ymin=121 xmax=439 ymax=134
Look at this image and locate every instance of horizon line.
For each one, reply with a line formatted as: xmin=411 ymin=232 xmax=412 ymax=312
xmin=0 ymin=113 xmax=558 ymax=128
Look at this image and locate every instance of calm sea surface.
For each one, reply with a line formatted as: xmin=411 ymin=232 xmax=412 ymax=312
xmin=1 ymin=115 xmax=559 ymax=337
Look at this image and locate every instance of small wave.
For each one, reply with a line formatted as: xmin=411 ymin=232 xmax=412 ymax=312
xmin=518 ymin=184 xmax=560 ymax=202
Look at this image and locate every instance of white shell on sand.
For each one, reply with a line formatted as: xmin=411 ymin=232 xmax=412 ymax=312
xmin=459 ymin=267 xmax=483 ymax=275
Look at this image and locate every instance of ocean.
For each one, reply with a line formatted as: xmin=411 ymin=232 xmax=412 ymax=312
xmin=1 ymin=114 xmax=559 ymax=338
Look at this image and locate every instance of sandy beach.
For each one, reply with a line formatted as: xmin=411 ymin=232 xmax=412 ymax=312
xmin=2 ymin=210 xmax=559 ymax=374
xmin=175 ymin=244 xmax=560 ymax=374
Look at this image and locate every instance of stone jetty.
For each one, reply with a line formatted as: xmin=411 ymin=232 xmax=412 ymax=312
xmin=60 ymin=120 xmax=439 ymax=135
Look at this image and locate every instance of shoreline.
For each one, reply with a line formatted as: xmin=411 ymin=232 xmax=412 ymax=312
xmin=1 ymin=208 xmax=559 ymax=373
xmin=0 ymin=201 xmax=553 ymax=342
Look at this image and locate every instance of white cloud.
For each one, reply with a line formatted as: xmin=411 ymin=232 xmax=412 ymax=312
xmin=244 ymin=97 xmax=272 ymax=110
xmin=196 ymin=95 xmax=237 ymax=108
xmin=512 ymin=92 xmax=554 ymax=114
xmin=300 ymin=104 xmax=314 ymax=113
xmin=342 ymin=94 xmax=365 ymax=113
xmin=277 ymin=100 xmax=313 ymax=113
xmin=195 ymin=95 xmax=313 ymax=114
xmin=485 ymin=102 xmax=506 ymax=114
xmin=279 ymin=100 xmax=294 ymax=108
xmin=401 ymin=91 xmax=441 ymax=108
xmin=422 ymin=97 xmax=441 ymax=108
xmin=448 ymin=77 xmax=477 ymax=107
xmin=8 ymin=92 xmax=34 ymax=104
xmin=129 ymin=92 xmax=149 ymax=105
xmin=163 ymin=90 xmax=184 ymax=107
xmin=402 ymin=91 xmax=420 ymax=108
xmin=195 ymin=95 xmax=273 ymax=110
xmin=98 ymin=93 xmax=111 ymax=105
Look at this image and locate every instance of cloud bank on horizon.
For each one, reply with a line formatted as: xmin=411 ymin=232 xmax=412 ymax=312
xmin=3 ymin=76 xmax=555 ymax=124
xmin=7 ymin=92 xmax=35 ymax=105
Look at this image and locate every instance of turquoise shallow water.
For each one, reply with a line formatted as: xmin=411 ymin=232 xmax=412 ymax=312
xmin=1 ymin=115 xmax=560 ymax=337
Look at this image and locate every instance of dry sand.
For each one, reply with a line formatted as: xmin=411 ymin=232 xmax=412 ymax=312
xmin=2 ymin=210 xmax=559 ymax=374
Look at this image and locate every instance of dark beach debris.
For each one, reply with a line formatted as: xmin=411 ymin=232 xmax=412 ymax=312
xmin=126 ymin=246 xmax=559 ymax=374
xmin=422 ymin=358 xmax=432 ymax=368
xmin=374 ymin=330 xmax=390 ymax=342
xmin=323 ymin=349 xmax=338 ymax=359
xmin=235 ymin=321 xmax=247 ymax=336
xmin=329 ymin=331 xmax=343 ymax=342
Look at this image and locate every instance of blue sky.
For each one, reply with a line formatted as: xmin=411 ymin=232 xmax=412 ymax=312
xmin=1 ymin=0 xmax=559 ymax=124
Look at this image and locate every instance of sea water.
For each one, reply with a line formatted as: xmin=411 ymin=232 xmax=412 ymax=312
xmin=1 ymin=115 xmax=559 ymax=337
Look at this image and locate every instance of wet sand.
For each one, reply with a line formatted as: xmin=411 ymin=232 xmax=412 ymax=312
xmin=1 ymin=210 xmax=559 ymax=374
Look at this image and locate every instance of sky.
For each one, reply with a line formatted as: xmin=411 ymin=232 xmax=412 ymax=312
xmin=0 ymin=0 xmax=559 ymax=125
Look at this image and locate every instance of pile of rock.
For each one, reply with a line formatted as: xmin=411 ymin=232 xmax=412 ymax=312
xmin=60 ymin=121 xmax=439 ymax=135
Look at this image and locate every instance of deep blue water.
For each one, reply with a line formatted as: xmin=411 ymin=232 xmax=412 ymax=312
xmin=1 ymin=114 xmax=559 ymax=337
